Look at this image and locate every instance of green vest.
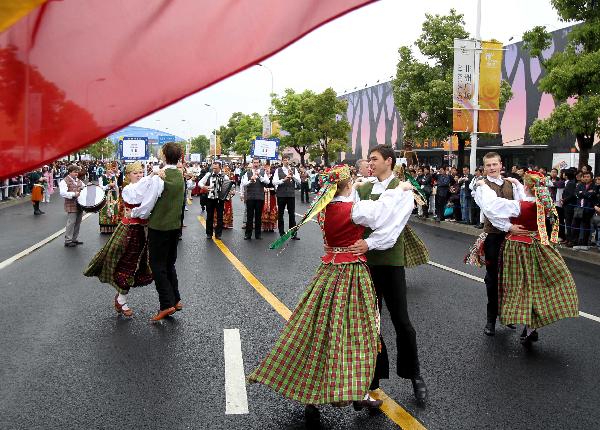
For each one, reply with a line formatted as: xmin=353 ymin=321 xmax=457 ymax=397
xmin=148 ymin=169 xmax=185 ymax=231
xmin=357 ymin=177 xmax=405 ymax=266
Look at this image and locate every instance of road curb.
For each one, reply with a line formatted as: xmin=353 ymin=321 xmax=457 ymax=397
xmin=0 ymin=196 xmax=29 ymax=210
xmin=409 ymin=215 xmax=600 ymax=267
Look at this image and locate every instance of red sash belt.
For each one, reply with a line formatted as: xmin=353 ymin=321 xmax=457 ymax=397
xmin=121 ymin=217 xmax=148 ymax=225
xmin=321 ymin=246 xmax=366 ymax=264
xmin=506 ymin=231 xmax=539 ymax=244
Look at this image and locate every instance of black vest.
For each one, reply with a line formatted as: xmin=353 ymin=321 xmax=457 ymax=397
xmin=276 ymin=167 xmax=296 ymax=198
xmin=245 ymin=169 xmax=266 ymax=201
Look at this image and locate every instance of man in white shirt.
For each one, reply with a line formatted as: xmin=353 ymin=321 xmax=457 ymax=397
xmin=59 ymin=165 xmax=85 ymax=247
xmin=241 ymin=157 xmax=270 ymax=240
xmin=474 ymin=152 xmax=528 ymax=336
xmin=273 ymin=154 xmax=301 ymax=240
xmin=199 ymin=161 xmax=230 ymax=239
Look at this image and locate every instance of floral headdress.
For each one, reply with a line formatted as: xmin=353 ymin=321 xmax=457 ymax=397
xmin=270 ymin=165 xmax=350 ymax=249
xmin=523 ymin=170 xmax=559 ymax=245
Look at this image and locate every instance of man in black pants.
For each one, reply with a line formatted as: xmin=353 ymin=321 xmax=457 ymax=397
xmin=273 ymin=155 xmax=301 ymax=240
xmin=199 ymin=161 xmax=229 ymax=239
xmin=348 ymin=144 xmax=428 ymax=406
xmin=241 ymin=157 xmax=270 ymax=240
xmin=473 ymin=152 xmax=527 ymax=336
xmin=131 ymin=142 xmax=185 ymax=322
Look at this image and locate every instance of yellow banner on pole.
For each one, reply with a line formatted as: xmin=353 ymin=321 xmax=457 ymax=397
xmin=478 ymin=41 xmax=503 ymax=134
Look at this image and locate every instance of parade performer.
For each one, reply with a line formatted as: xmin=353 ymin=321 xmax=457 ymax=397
xmin=474 ymin=170 xmax=579 ymax=346
xmin=98 ymin=163 xmax=120 ymax=234
xmin=261 ymin=163 xmax=278 ymax=232
xmin=42 ymin=165 xmax=55 ymax=203
xmin=84 ymin=162 xmax=153 ymax=317
xmin=59 ymin=165 xmax=85 ymax=247
xmin=216 ymin=165 xmax=235 ymax=229
xmin=130 ymin=143 xmax=185 ymax=322
xmin=249 ymin=165 xmax=415 ymax=425
xmin=199 ymin=161 xmax=229 ymax=239
xmin=273 ymin=155 xmax=301 ymax=239
xmin=31 ymin=175 xmax=45 ymax=216
xmin=241 ymin=157 xmax=270 ymax=239
xmin=348 ymin=144 xmax=430 ymax=405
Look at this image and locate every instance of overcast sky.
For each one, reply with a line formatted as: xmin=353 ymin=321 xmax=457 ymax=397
xmin=133 ymin=0 xmax=567 ymax=140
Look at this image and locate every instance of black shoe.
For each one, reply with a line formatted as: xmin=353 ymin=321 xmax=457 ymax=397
xmin=520 ymin=328 xmax=539 ymax=343
xmin=304 ymin=405 xmax=320 ymax=428
xmin=206 ymin=234 xmax=212 ymax=239
xmin=291 ymin=236 xmax=300 ymax=240
xmin=352 ymin=397 xmax=383 ymax=411
xmin=411 ymin=376 xmax=428 ymax=405
xmin=215 ymin=235 xmax=222 ymax=240
xmin=64 ymin=242 xmax=77 ymax=247
xmin=484 ymin=321 xmax=495 ymax=336
xmin=504 ymin=324 xmax=516 ymax=330
xmin=73 ymin=241 xmax=84 ymax=245
xmin=39 ymin=210 xmax=45 ymax=214
xmin=244 ymin=236 xmax=251 ymax=240
xmin=255 ymin=236 xmax=262 ymax=240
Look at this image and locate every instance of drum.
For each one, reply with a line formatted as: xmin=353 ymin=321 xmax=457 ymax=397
xmin=77 ymin=185 xmax=106 ymax=212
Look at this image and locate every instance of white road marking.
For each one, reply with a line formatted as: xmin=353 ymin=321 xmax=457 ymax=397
xmin=223 ymin=328 xmax=249 ymax=415
xmin=427 ymin=261 xmax=599 ymax=324
xmin=0 ymin=213 xmax=92 ymax=270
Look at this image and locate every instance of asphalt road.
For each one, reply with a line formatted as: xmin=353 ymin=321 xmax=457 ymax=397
xmin=0 ymin=194 xmax=598 ymax=430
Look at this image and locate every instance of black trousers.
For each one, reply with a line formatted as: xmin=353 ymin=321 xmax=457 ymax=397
xmin=435 ymin=193 xmax=448 ymax=220
xmin=563 ymin=206 xmax=574 ymax=239
xmin=206 ymin=198 xmax=225 ymax=237
xmin=483 ymin=232 xmax=506 ymax=323
xmin=369 ymin=265 xmax=420 ymax=387
xmin=245 ymin=199 xmax=264 ymax=238
xmin=277 ymin=196 xmax=296 ymax=235
xmin=571 ymin=211 xmax=593 ymax=245
xmin=148 ymin=228 xmax=180 ymax=311
xmin=300 ymin=182 xmax=310 ymax=202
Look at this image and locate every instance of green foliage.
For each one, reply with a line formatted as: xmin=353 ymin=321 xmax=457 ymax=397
xmin=392 ymin=10 xmax=512 ymax=156
xmin=190 ymin=135 xmax=210 ymax=157
xmin=82 ymin=138 xmax=115 ymax=160
xmin=217 ymin=112 xmax=262 ymax=159
xmin=271 ymin=88 xmax=350 ymax=165
xmin=522 ymin=3 xmax=600 ymax=166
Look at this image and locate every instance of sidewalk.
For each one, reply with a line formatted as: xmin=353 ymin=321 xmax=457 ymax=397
xmin=0 ymin=195 xmax=30 ymax=210
xmin=410 ymin=215 xmax=600 ymax=267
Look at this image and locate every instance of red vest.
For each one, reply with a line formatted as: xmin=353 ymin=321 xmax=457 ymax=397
xmin=508 ymin=201 xmax=540 ymax=243
xmin=321 ymin=201 xmax=366 ymax=264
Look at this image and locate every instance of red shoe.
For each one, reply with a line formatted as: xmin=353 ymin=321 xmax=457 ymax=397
xmin=175 ymin=301 xmax=183 ymax=312
xmin=150 ymin=307 xmax=176 ymax=322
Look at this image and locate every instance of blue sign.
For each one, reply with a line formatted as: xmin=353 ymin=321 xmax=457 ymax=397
xmin=118 ymin=137 xmax=149 ymax=161
xmin=251 ymin=137 xmax=280 ymax=160
xmin=158 ymin=135 xmax=176 ymax=146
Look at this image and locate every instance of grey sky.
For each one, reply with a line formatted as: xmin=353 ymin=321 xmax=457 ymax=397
xmin=133 ymin=0 xmax=566 ymax=140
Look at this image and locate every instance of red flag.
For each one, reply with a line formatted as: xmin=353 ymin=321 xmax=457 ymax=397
xmin=0 ymin=0 xmax=376 ymax=179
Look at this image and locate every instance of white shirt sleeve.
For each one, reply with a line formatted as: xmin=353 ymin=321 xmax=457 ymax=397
xmin=272 ymin=168 xmax=283 ymax=186
xmin=198 ymin=172 xmax=211 ymax=187
xmin=122 ymin=175 xmax=154 ymax=204
xmin=260 ymin=172 xmax=270 ymax=185
xmin=512 ymin=181 xmax=526 ymax=202
xmin=59 ymin=179 xmax=76 ymax=199
xmin=474 ymin=184 xmax=521 ymax=232
xmin=292 ymin=168 xmax=301 ymax=185
xmin=240 ymin=172 xmax=250 ymax=188
xmin=130 ymin=175 xmax=164 ymax=219
xmin=351 ymin=187 xmax=414 ymax=250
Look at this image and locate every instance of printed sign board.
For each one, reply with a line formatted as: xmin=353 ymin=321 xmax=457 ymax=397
xmin=119 ymin=137 xmax=149 ymax=160
xmin=251 ymin=138 xmax=280 ymax=160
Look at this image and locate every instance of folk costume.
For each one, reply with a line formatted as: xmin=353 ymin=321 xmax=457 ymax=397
xmin=241 ymin=166 xmax=270 ymax=239
xmin=249 ymin=166 xmax=414 ymax=412
xmin=99 ymin=168 xmax=120 ymax=234
xmin=30 ymin=171 xmax=45 ymax=215
xmin=355 ymin=169 xmax=429 ymax=401
xmin=474 ymin=171 xmax=579 ymax=345
xmin=59 ymin=172 xmax=85 ymax=246
xmin=273 ymin=163 xmax=301 ymax=238
xmin=214 ymin=184 xmax=235 ymax=229
xmin=261 ymin=179 xmax=278 ymax=232
xmin=132 ymin=164 xmax=185 ymax=318
xmin=84 ymin=162 xmax=153 ymax=317
xmin=199 ymin=168 xmax=231 ymax=238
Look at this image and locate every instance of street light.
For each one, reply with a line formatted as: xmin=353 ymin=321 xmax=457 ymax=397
xmin=257 ymin=63 xmax=274 ymax=135
xmin=204 ymin=103 xmax=218 ymax=158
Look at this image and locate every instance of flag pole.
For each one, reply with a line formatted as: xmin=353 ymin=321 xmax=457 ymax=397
xmin=469 ymin=0 xmax=481 ymax=172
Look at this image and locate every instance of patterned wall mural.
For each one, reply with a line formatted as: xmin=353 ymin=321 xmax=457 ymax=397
xmin=340 ymin=25 xmax=598 ymax=160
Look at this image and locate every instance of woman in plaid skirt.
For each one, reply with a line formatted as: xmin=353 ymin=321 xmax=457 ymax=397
xmin=474 ymin=171 xmax=579 ymax=346
xmin=84 ymin=162 xmax=154 ymax=317
xmin=248 ymin=165 xmax=415 ymax=425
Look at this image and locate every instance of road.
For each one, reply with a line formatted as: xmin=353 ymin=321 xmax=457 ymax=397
xmin=0 ymin=194 xmax=598 ymax=429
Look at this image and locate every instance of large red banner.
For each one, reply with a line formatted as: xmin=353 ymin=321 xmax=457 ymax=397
xmin=0 ymin=0 xmax=376 ymax=178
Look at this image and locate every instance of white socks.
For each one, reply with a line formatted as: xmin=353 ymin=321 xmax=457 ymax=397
xmin=364 ymin=393 xmax=376 ymax=401
xmin=117 ymin=293 xmax=130 ymax=311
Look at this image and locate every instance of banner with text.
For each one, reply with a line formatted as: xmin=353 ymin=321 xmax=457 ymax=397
xmin=452 ymin=39 xmax=477 ymax=132
xmin=478 ymin=41 xmax=503 ymax=134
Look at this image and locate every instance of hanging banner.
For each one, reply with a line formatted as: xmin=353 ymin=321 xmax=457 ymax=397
xmin=452 ymin=39 xmax=476 ymax=132
xmin=478 ymin=41 xmax=503 ymax=134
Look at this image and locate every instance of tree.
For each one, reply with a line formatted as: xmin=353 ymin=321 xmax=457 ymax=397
xmin=392 ymin=9 xmax=512 ymax=169
xmin=306 ymin=88 xmax=351 ymax=166
xmin=190 ymin=135 xmax=210 ymax=158
xmin=271 ymin=89 xmax=318 ymax=166
xmin=523 ymin=2 xmax=600 ymax=168
xmin=82 ymin=138 xmax=115 ymax=160
xmin=233 ymin=113 xmax=263 ymax=164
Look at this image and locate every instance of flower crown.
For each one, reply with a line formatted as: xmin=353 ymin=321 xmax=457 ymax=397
xmin=324 ymin=165 xmax=351 ymax=184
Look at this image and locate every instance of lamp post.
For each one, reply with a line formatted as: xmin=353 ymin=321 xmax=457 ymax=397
xmin=204 ymin=103 xmax=218 ymax=158
xmin=469 ymin=0 xmax=481 ymax=173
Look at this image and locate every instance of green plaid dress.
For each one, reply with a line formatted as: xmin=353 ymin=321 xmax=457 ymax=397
xmin=248 ymin=261 xmax=379 ymax=405
xmin=499 ymin=239 xmax=579 ymax=329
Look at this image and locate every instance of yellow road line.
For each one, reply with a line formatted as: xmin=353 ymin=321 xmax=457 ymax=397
xmin=197 ymin=215 xmax=426 ymax=430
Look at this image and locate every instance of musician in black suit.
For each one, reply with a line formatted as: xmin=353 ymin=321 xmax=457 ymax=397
xmin=199 ymin=161 xmax=230 ymax=239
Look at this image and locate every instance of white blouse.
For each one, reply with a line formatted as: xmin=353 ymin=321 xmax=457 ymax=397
xmin=474 ymin=182 xmax=531 ymax=232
